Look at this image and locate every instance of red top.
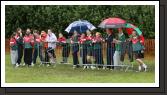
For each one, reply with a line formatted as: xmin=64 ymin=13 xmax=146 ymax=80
xmin=10 ymin=38 xmax=17 ymax=46
xmin=85 ymin=35 xmax=94 ymax=41
xmin=35 ymin=36 xmax=41 ymax=43
xmin=23 ymin=34 xmax=34 ymax=46
xmin=58 ymin=37 xmax=66 ymax=43
xmin=79 ymin=37 xmax=87 ymax=44
xmin=93 ymin=36 xmax=103 ymax=43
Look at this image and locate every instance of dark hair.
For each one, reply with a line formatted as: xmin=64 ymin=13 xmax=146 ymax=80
xmin=16 ymin=27 xmax=21 ymax=32
xmin=11 ymin=32 xmax=16 ymax=38
xmin=33 ymin=30 xmax=39 ymax=34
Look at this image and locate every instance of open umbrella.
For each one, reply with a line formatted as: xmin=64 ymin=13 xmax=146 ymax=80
xmin=65 ymin=20 xmax=96 ymax=33
xmin=98 ymin=17 xmax=126 ymax=28
xmin=125 ymin=23 xmax=142 ymax=36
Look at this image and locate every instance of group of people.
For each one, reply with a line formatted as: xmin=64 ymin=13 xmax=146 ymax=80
xmin=9 ymin=27 xmax=147 ymax=72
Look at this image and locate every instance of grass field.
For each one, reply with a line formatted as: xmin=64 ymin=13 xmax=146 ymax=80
xmin=5 ymin=52 xmax=155 ymax=83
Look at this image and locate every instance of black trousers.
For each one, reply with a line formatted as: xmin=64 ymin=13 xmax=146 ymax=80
xmin=94 ymin=49 xmax=104 ymax=68
xmin=24 ymin=48 xmax=33 ymax=65
xmin=45 ymin=47 xmax=56 ymax=63
xmin=80 ymin=48 xmax=87 ymax=64
xmin=72 ymin=51 xmax=79 ymax=66
xmin=33 ymin=47 xmax=43 ymax=64
xmin=107 ymin=47 xmax=115 ymax=69
xmin=17 ymin=45 xmax=23 ymax=64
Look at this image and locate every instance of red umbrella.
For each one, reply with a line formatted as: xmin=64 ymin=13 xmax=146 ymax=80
xmin=98 ymin=17 xmax=126 ymax=28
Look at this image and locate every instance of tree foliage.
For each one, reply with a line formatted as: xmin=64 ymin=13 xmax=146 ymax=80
xmin=5 ymin=5 xmax=155 ymax=38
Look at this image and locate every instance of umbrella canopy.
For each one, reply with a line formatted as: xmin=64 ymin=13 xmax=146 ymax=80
xmin=125 ymin=23 xmax=142 ymax=36
xmin=98 ymin=17 xmax=126 ymax=28
xmin=65 ymin=20 xmax=96 ymax=33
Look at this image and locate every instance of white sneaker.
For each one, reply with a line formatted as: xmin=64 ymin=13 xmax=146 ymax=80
xmin=31 ymin=63 xmax=34 ymax=67
xmin=91 ymin=66 xmax=96 ymax=70
xmin=138 ymin=65 xmax=142 ymax=71
xmin=15 ymin=63 xmax=19 ymax=67
xmin=22 ymin=63 xmax=26 ymax=66
xmin=73 ymin=65 xmax=76 ymax=69
xmin=47 ymin=64 xmax=50 ymax=67
xmin=83 ymin=66 xmax=87 ymax=70
xmin=143 ymin=64 xmax=147 ymax=72
xmin=103 ymin=66 xmax=106 ymax=70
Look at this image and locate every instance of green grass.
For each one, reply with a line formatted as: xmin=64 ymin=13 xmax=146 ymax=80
xmin=5 ymin=53 xmax=155 ymax=83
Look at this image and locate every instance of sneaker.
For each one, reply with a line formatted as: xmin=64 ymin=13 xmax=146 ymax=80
xmin=22 ymin=63 xmax=26 ymax=66
xmin=73 ymin=65 xmax=77 ymax=69
xmin=91 ymin=66 xmax=96 ymax=70
xmin=143 ymin=65 xmax=147 ymax=72
xmin=15 ymin=63 xmax=19 ymax=67
xmin=83 ymin=66 xmax=87 ymax=70
xmin=138 ymin=65 xmax=142 ymax=71
xmin=31 ymin=63 xmax=34 ymax=67
xmin=47 ymin=64 xmax=50 ymax=67
xmin=103 ymin=66 xmax=106 ymax=70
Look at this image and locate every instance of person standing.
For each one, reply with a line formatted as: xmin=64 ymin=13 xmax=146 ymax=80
xmin=10 ymin=32 xmax=18 ymax=67
xmin=15 ymin=28 xmax=23 ymax=67
xmin=45 ymin=29 xmax=57 ymax=67
xmin=70 ymin=31 xmax=80 ymax=69
xmin=58 ymin=33 xmax=70 ymax=64
xmin=105 ymin=29 xmax=115 ymax=70
xmin=92 ymin=32 xmax=104 ymax=70
xmin=32 ymin=30 xmax=42 ymax=66
xmin=85 ymin=30 xmax=94 ymax=69
xmin=79 ymin=33 xmax=87 ymax=69
xmin=23 ymin=28 xmax=34 ymax=67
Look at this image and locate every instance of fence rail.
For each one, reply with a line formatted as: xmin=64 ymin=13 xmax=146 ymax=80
xmin=5 ymin=39 xmax=155 ymax=53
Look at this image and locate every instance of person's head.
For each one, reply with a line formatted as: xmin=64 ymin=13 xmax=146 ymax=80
xmin=26 ymin=28 xmax=31 ymax=35
xmin=86 ymin=30 xmax=91 ymax=36
xmin=106 ymin=29 xmax=112 ymax=35
xmin=33 ymin=30 xmax=39 ymax=36
xmin=48 ymin=29 xmax=52 ymax=35
xmin=132 ymin=31 xmax=137 ymax=37
xmin=96 ymin=32 xmax=101 ymax=37
xmin=16 ymin=28 xmax=22 ymax=34
xmin=11 ymin=32 xmax=16 ymax=38
xmin=118 ymin=28 xmax=123 ymax=34
xmin=59 ymin=33 xmax=63 ymax=38
xmin=80 ymin=33 xmax=86 ymax=39
xmin=73 ymin=30 xmax=78 ymax=36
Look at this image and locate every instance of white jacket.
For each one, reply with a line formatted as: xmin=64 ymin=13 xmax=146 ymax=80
xmin=46 ymin=33 xmax=57 ymax=49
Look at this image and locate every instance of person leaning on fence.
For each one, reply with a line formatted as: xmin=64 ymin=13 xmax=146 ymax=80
xmin=40 ymin=31 xmax=48 ymax=64
xmin=23 ymin=28 xmax=34 ymax=67
xmin=85 ymin=30 xmax=95 ymax=69
xmin=92 ymin=32 xmax=104 ymax=70
xmin=70 ymin=30 xmax=80 ymax=69
xmin=57 ymin=33 xmax=70 ymax=64
xmin=105 ymin=29 xmax=115 ymax=70
xmin=79 ymin=33 xmax=88 ymax=69
xmin=32 ymin=30 xmax=43 ymax=66
xmin=15 ymin=28 xmax=24 ymax=67
xmin=129 ymin=31 xmax=147 ymax=72
xmin=10 ymin=32 xmax=18 ymax=68
xmin=114 ymin=28 xmax=126 ymax=66
xmin=120 ymin=28 xmax=133 ymax=63
xmin=45 ymin=29 xmax=57 ymax=67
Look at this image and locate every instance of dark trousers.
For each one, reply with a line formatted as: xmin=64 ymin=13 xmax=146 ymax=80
xmin=94 ymin=49 xmax=104 ymax=68
xmin=17 ymin=45 xmax=23 ymax=64
xmin=24 ymin=48 xmax=33 ymax=65
xmin=62 ymin=45 xmax=70 ymax=62
xmin=33 ymin=47 xmax=43 ymax=64
xmin=80 ymin=48 xmax=87 ymax=64
xmin=107 ymin=47 xmax=115 ymax=69
xmin=120 ymin=41 xmax=133 ymax=62
xmin=72 ymin=51 xmax=79 ymax=66
xmin=45 ymin=47 xmax=56 ymax=63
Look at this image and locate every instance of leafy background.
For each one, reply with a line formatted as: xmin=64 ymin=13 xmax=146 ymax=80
xmin=5 ymin=5 xmax=155 ymax=38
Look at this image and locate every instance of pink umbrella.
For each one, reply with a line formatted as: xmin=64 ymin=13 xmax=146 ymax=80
xmin=98 ymin=17 xmax=126 ymax=28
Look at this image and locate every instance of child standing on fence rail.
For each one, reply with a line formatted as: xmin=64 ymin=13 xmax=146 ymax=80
xmin=58 ymin=33 xmax=70 ymax=64
xmin=10 ymin=32 xmax=18 ymax=67
xmin=130 ymin=31 xmax=147 ymax=72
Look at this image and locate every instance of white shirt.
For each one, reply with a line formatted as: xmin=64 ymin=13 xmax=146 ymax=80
xmin=46 ymin=33 xmax=57 ymax=49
